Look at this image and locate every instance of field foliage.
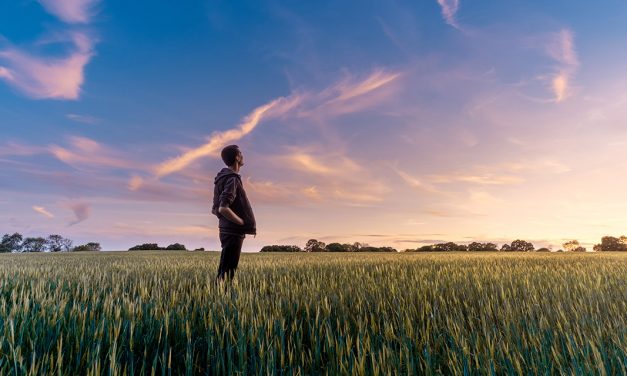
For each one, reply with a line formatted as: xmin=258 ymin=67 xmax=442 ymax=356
xmin=0 ymin=251 xmax=625 ymax=375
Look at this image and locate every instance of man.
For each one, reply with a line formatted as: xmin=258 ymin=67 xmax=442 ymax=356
xmin=212 ymin=145 xmax=256 ymax=286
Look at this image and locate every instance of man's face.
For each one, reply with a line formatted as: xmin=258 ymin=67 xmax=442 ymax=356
xmin=237 ymin=150 xmax=244 ymax=167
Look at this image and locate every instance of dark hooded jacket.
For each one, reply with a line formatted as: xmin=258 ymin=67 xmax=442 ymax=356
xmin=212 ymin=168 xmax=256 ymax=235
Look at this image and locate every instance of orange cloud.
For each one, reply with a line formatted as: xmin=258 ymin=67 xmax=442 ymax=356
xmin=280 ymin=150 xmax=363 ymax=176
xmin=33 ymin=205 xmax=54 ymax=218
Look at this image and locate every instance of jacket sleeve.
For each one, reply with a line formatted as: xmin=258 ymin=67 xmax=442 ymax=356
xmin=219 ymin=176 xmax=238 ymax=207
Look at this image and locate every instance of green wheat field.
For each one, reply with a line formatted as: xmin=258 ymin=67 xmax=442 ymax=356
xmin=0 ymin=251 xmax=625 ymax=375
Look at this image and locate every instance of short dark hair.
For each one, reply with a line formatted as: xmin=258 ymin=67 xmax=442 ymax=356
xmin=221 ymin=145 xmax=240 ymax=166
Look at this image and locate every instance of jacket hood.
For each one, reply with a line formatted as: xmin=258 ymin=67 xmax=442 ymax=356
xmin=214 ymin=167 xmax=240 ymax=184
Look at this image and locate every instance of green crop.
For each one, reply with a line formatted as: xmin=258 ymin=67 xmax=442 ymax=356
xmin=0 ymin=251 xmax=625 ymax=375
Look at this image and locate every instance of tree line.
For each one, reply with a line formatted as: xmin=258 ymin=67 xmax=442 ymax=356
xmin=127 ymin=243 xmax=205 ymax=251
xmin=260 ymin=237 xmax=627 ymax=252
xmin=260 ymin=240 xmax=398 ymax=253
xmin=0 ymin=232 xmax=101 ymax=253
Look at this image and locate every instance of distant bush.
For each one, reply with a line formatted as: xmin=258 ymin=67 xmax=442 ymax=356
xmin=129 ymin=243 xmax=162 ymax=251
xmin=535 ymin=247 xmax=551 ymax=252
xmin=73 ymin=243 xmax=102 ymax=252
xmin=358 ymin=246 xmax=397 ymax=252
xmin=166 ymin=243 xmax=187 ymax=251
xmin=260 ymin=245 xmax=302 ymax=252
xmin=193 ymin=248 xmax=205 ymax=252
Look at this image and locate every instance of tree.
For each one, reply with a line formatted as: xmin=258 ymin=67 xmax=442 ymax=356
xmin=415 ymin=245 xmax=435 ymax=252
xmin=22 ymin=237 xmax=47 ymax=252
xmin=500 ymin=244 xmax=512 ymax=252
xmin=72 ymin=242 xmax=101 ymax=252
xmin=165 ymin=243 xmax=187 ymax=251
xmin=535 ymin=247 xmax=551 ymax=252
xmin=509 ymin=240 xmax=534 ymax=252
xmin=432 ymin=242 xmax=467 ymax=252
xmin=594 ymin=236 xmax=627 ymax=251
xmin=1 ymin=233 xmax=23 ymax=253
xmin=352 ymin=242 xmax=368 ymax=251
xmin=325 ymin=243 xmax=348 ymax=252
xmin=304 ymin=239 xmax=326 ymax=252
xmin=46 ymin=235 xmax=73 ymax=252
xmin=468 ymin=242 xmax=498 ymax=252
xmin=563 ymin=240 xmax=586 ymax=252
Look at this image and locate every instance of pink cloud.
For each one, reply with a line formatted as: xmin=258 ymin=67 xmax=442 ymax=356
xmin=47 ymin=136 xmax=146 ymax=170
xmin=0 ymin=32 xmax=95 ymax=100
xmin=38 ymin=0 xmax=99 ymax=24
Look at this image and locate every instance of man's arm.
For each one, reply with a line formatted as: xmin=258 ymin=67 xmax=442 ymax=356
xmin=218 ymin=206 xmax=244 ymax=225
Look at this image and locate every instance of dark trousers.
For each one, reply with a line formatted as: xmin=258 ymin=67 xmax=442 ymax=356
xmin=216 ymin=232 xmax=244 ymax=284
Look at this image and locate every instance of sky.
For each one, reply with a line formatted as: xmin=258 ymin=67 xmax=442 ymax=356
xmin=2 ymin=0 xmax=627 ymax=251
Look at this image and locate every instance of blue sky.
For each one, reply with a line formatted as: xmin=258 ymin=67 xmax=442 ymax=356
xmin=2 ymin=0 xmax=627 ymax=251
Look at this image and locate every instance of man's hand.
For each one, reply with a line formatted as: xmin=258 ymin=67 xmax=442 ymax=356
xmin=218 ymin=206 xmax=244 ymax=225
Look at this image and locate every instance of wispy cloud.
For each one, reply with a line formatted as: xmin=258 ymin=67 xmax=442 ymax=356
xmin=66 ymin=113 xmax=100 ymax=124
xmin=154 ymin=95 xmax=303 ymax=178
xmin=304 ymin=68 xmax=402 ymax=117
xmin=38 ymin=0 xmax=99 ymax=24
xmin=64 ymin=201 xmax=90 ymax=225
xmin=281 ymin=151 xmax=363 ymax=176
xmin=48 ymin=136 xmax=136 ymax=170
xmin=0 ymin=142 xmax=47 ymax=157
xmin=154 ymin=68 xmax=402 ymax=178
xmin=436 ymin=0 xmax=461 ymax=30
xmin=546 ymin=28 xmax=579 ymax=102
xmin=33 ymin=205 xmax=54 ymax=218
xmin=0 ymin=32 xmax=95 ymax=100
xmin=393 ymin=167 xmax=442 ymax=194
xmin=430 ymin=173 xmax=524 ymax=185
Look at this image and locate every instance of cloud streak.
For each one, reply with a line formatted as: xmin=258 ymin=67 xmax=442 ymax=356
xmin=33 ymin=206 xmax=54 ymax=218
xmin=154 ymin=68 xmax=402 ymax=178
xmin=546 ymin=28 xmax=579 ymax=102
xmin=48 ymin=136 xmax=138 ymax=170
xmin=66 ymin=113 xmax=100 ymax=124
xmin=437 ymin=0 xmax=461 ymax=30
xmin=154 ymin=95 xmax=302 ymax=177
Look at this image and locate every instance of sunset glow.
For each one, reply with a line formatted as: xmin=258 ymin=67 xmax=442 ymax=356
xmin=2 ymin=1 xmax=627 ymax=251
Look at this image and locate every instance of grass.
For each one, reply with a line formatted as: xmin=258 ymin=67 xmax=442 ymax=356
xmin=0 ymin=251 xmax=625 ymax=375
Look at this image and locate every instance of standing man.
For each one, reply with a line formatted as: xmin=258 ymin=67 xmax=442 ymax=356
xmin=212 ymin=145 xmax=256 ymax=286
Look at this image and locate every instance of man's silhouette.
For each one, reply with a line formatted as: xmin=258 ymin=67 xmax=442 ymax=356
xmin=212 ymin=145 xmax=256 ymax=287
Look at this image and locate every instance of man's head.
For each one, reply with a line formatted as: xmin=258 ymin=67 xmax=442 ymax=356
xmin=221 ymin=145 xmax=244 ymax=167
